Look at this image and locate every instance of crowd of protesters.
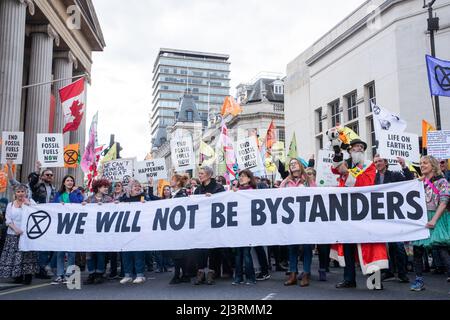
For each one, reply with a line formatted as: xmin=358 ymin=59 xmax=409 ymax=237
xmin=0 ymin=143 xmax=448 ymax=293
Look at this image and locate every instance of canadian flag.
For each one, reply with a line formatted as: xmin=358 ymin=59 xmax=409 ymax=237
xmin=59 ymin=78 xmax=85 ymax=134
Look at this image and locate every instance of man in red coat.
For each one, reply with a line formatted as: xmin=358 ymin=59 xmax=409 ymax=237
xmin=331 ymin=139 xmax=389 ymax=289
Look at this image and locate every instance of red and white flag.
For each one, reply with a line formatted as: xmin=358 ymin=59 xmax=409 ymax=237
xmin=59 ymin=78 xmax=85 ymax=134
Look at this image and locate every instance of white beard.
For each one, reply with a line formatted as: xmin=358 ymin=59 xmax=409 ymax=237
xmin=350 ymin=151 xmax=365 ymax=166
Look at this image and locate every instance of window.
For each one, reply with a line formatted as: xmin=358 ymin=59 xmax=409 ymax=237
xmin=329 ymin=100 xmax=341 ymax=127
xmin=316 ymin=135 xmax=323 ymax=151
xmin=367 ymin=82 xmax=376 ymax=112
xmin=278 ymin=129 xmax=285 ymax=143
xmin=347 ymin=121 xmax=359 ymax=135
xmin=347 ymin=92 xmax=358 ymax=121
xmin=192 ymin=88 xmax=199 ymax=93
xmin=186 ymin=111 xmax=193 ymax=121
xmin=274 ymin=85 xmax=284 ymax=95
xmin=316 ymin=108 xmax=323 ymax=134
xmin=368 ymin=116 xmax=376 ymax=158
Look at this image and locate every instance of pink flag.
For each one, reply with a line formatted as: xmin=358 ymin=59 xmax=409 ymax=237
xmin=59 ymin=78 xmax=85 ymax=133
xmin=81 ymin=112 xmax=98 ymax=173
xmin=220 ymin=120 xmax=237 ymax=179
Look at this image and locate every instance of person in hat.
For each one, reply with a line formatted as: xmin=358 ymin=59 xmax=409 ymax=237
xmin=330 ymin=138 xmax=389 ymax=289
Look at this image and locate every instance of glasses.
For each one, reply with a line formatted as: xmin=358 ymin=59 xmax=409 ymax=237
xmin=440 ymin=161 xmax=446 ymax=164
xmin=306 ymin=172 xmax=314 ymax=176
xmin=45 ymin=173 xmax=53 ymax=177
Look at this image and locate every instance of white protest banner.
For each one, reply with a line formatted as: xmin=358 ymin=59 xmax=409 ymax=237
xmin=377 ymin=131 xmax=420 ymax=163
xmin=171 ymin=136 xmax=194 ymax=171
xmin=101 ymin=158 xmax=134 ymax=183
xmin=19 ymin=180 xmax=429 ymax=252
xmin=236 ymin=137 xmax=262 ymax=171
xmin=427 ymin=130 xmax=450 ymax=159
xmin=1 ymin=131 xmax=24 ymax=164
xmin=36 ymin=134 xmax=64 ymax=167
xmin=134 ymin=159 xmax=168 ymax=183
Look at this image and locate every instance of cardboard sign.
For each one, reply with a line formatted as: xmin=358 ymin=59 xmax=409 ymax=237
xmin=1 ymin=131 xmax=24 ymax=164
xmin=377 ymin=131 xmax=420 ymax=163
xmin=101 ymin=158 xmax=134 ymax=183
xmin=316 ymin=150 xmax=339 ymax=187
xmin=37 ymin=134 xmax=64 ymax=167
xmin=427 ymin=130 xmax=450 ymax=159
xmin=171 ymin=137 xmax=194 ymax=171
xmin=236 ymin=137 xmax=262 ymax=170
xmin=134 ymin=159 xmax=168 ymax=183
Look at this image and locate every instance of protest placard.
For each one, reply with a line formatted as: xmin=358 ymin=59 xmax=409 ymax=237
xmin=36 ymin=134 xmax=64 ymax=167
xmin=236 ymin=137 xmax=262 ymax=171
xmin=427 ymin=130 xmax=450 ymax=159
xmin=101 ymin=158 xmax=134 ymax=183
xmin=377 ymin=131 xmax=420 ymax=163
xmin=316 ymin=150 xmax=339 ymax=187
xmin=134 ymin=159 xmax=167 ymax=183
xmin=171 ymin=136 xmax=194 ymax=171
xmin=1 ymin=131 xmax=24 ymax=164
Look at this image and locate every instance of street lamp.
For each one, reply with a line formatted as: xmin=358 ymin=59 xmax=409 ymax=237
xmin=423 ymin=0 xmax=442 ymax=129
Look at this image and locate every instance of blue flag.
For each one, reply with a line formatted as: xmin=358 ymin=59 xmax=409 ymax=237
xmin=426 ymin=54 xmax=450 ymax=97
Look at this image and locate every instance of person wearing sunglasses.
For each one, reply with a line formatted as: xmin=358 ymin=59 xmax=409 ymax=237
xmin=27 ymin=160 xmax=57 ymax=280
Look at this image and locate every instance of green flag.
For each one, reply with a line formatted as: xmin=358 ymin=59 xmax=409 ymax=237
xmin=287 ymin=132 xmax=298 ymax=159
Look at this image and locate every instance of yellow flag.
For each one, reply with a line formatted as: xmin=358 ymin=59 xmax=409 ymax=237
xmin=101 ymin=143 xmax=117 ymax=164
xmin=272 ymin=141 xmax=285 ymax=163
xmin=64 ymin=143 xmax=80 ymax=169
xmin=422 ymin=120 xmax=436 ymax=149
xmin=200 ymin=141 xmax=216 ymax=166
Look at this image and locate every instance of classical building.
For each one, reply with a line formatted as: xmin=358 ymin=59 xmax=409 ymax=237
xmin=0 ymin=0 xmax=105 ymax=185
xmin=285 ymin=0 xmax=450 ymax=159
xmin=151 ymin=48 xmax=231 ymax=149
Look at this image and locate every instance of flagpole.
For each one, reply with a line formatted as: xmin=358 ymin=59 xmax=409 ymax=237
xmin=424 ymin=0 xmax=441 ymax=130
xmin=22 ymin=73 xmax=87 ymax=89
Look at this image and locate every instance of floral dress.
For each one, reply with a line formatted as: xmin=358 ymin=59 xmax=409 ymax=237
xmin=413 ymin=176 xmax=450 ymax=248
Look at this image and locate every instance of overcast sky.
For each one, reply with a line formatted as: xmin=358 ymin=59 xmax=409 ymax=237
xmin=87 ymin=0 xmax=367 ymax=160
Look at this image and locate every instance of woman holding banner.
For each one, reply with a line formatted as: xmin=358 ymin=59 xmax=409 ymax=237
xmin=280 ymin=158 xmax=306 ymax=286
xmin=232 ymin=169 xmax=257 ymax=285
xmin=298 ymin=167 xmax=331 ymax=286
xmin=119 ymin=180 xmax=151 ymax=284
xmin=84 ymin=179 xmax=113 ymax=285
xmin=193 ymin=166 xmax=225 ymax=285
xmin=51 ymin=175 xmax=83 ymax=285
xmin=168 ymin=174 xmax=191 ymax=284
xmin=410 ymin=156 xmax=450 ymax=291
xmin=0 ymin=184 xmax=38 ymax=285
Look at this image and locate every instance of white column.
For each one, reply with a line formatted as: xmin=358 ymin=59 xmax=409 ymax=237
xmin=0 ymin=0 xmax=33 ymax=132
xmin=22 ymin=25 xmax=59 ymax=181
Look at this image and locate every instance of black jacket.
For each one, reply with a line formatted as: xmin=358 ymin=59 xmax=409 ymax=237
xmin=120 ymin=192 xmax=154 ymax=202
xmin=375 ymin=167 xmax=414 ymax=185
xmin=194 ymin=178 xmax=225 ymax=195
xmin=172 ymin=188 xmax=188 ymax=198
xmin=28 ymin=172 xmax=56 ymax=204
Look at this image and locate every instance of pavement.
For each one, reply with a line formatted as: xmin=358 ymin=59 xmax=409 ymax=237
xmin=0 ymin=258 xmax=449 ymax=300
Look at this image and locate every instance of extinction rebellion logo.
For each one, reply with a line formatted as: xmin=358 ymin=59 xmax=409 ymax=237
xmin=435 ymin=65 xmax=450 ymax=91
xmin=26 ymin=211 xmax=51 ymax=239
